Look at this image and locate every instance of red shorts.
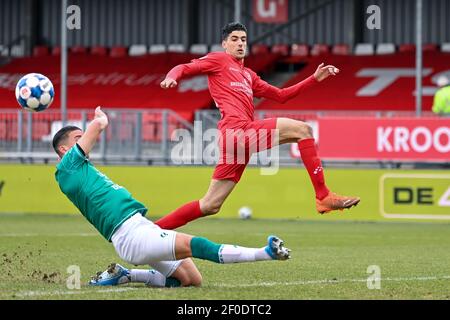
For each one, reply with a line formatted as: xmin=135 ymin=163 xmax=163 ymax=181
xmin=212 ymin=118 xmax=278 ymax=183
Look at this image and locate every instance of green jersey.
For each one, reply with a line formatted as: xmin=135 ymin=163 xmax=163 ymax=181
xmin=55 ymin=144 xmax=147 ymax=241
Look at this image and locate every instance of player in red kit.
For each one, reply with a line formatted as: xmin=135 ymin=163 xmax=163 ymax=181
xmin=156 ymin=22 xmax=360 ymax=230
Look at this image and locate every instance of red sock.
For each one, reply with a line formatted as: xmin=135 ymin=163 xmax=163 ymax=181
xmin=154 ymin=200 xmax=203 ymax=230
xmin=298 ymin=138 xmax=329 ymax=200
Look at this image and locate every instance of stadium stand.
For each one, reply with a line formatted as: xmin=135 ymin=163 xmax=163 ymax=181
xmin=168 ymin=44 xmax=186 ymax=53
xmin=376 ymin=43 xmax=396 ymax=55
xmin=149 ymin=44 xmax=166 ymax=54
xmin=0 ymin=45 xmax=8 ymax=56
xmin=33 ymin=45 xmax=49 ymax=57
xmin=271 ymin=44 xmax=290 ymax=57
xmin=441 ymin=43 xmax=450 ymax=52
xmin=51 ymin=47 xmax=61 ymax=55
xmin=399 ymin=44 xmax=415 ymax=52
xmin=423 ymin=43 xmax=438 ymax=52
xmin=189 ymin=44 xmax=208 ymax=55
xmin=311 ymin=43 xmax=330 ymax=56
xmin=331 ymin=44 xmax=350 ymax=55
xmin=291 ymin=44 xmax=309 ymax=57
xmin=71 ymin=46 xmax=87 ymax=54
xmin=310 ymin=44 xmax=330 ymax=56
xmin=209 ymin=44 xmax=223 ymax=52
xmin=354 ymin=43 xmax=375 ymax=55
xmin=10 ymin=44 xmax=25 ymax=57
xmin=129 ymin=44 xmax=147 ymax=56
xmin=110 ymin=46 xmax=127 ymax=57
xmin=251 ymin=44 xmax=270 ymax=55
xmin=281 ymin=44 xmax=309 ymax=64
xmin=0 ymin=51 xmax=280 ymax=121
xmin=90 ymin=46 xmax=108 ymax=56
xmin=257 ymin=51 xmax=446 ymax=112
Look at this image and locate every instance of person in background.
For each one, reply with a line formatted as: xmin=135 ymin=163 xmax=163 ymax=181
xmin=432 ymin=76 xmax=450 ymax=115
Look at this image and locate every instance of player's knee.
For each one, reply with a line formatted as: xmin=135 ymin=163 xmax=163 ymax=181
xmin=297 ymin=122 xmax=313 ymax=139
xmin=193 ymin=274 xmax=203 ymax=286
xmin=189 ymin=272 xmax=203 ymax=287
xmin=176 ymin=267 xmax=202 ymax=287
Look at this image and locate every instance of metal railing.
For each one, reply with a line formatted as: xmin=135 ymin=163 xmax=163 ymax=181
xmin=193 ymin=109 xmax=445 ymax=168
xmin=0 ymin=108 xmax=193 ymax=164
xmin=0 ymin=108 xmax=444 ymax=167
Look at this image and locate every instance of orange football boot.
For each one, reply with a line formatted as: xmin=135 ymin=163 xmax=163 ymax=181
xmin=316 ymin=192 xmax=360 ymax=214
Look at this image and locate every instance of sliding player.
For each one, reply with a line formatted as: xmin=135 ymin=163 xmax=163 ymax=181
xmin=53 ymin=107 xmax=290 ymax=287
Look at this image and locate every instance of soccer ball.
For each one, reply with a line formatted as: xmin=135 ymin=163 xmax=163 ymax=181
xmin=238 ymin=206 xmax=252 ymax=220
xmin=15 ymin=73 xmax=54 ymax=112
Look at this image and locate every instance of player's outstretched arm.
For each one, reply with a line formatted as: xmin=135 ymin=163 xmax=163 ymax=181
xmin=160 ymin=63 xmax=201 ymax=89
xmin=160 ymin=53 xmax=222 ymax=89
xmin=253 ymin=63 xmax=339 ymax=103
xmin=77 ymin=106 xmax=109 ymax=155
xmin=160 ymin=78 xmax=178 ymax=89
xmin=313 ymin=63 xmax=339 ymax=82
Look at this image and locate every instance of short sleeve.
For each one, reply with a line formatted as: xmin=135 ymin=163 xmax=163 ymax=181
xmin=58 ymin=144 xmax=87 ymax=171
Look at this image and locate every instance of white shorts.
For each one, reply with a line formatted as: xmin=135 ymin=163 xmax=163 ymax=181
xmin=111 ymin=213 xmax=182 ymax=277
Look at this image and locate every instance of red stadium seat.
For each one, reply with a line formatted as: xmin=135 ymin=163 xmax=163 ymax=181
xmin=90 ymin=46 xmax=108 ymax=56
xmin=110 ymin=46 xmax=127 ymax=57
xmin=271 ymin=44 xmax=289 ymax=56
xmin=32 ymin=121 xmax=50 ymax=141
xmin=142 ymin=113 xmax=160 ymax=142
xmin=310 ymin=44 xmax=330 ymax=56
xmin=119 ymin=125 xmax=133 ymax=141
xmin=251 ymin=44 xmax=270 ymax=55
xmin=51 ymin=47 xmax=61 ymax=56
xmin=291 ymin=44 xmax=309 ymax=57
xmin=281 ymin=44 xmax=309 ymax=64
xmin=71 ymin=46 xmax=87 ymax=54
xmin=0 ymin=120 xmax=6 ymax=139
xmin=423 ymin=43 xmax=438 ymax=52
xmin=142 ymin=122 xmax=157 ymax=142
xmin=33 ymin=46 xmax=49 ymax=57
xmin=399 ymin=44 xmax=437 ymax=53
xmin=332 ymin=44 xmax=350 ymax=55
xmin=399 ymin=44 xmax=415 ymax=52
xmin=9 ymin=121 xmax=27 ymax=140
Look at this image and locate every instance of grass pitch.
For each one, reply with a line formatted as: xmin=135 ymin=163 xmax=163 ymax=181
xmin=0 ymin=214 xmax=449 ymax=300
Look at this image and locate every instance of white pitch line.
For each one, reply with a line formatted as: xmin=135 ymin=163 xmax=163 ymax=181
xmin=0 ymin=233 xmax=98 ymax=237
xmin=214 ymin=275 xmax=450 ymax=288
xmin=8 ymin=275 xmax=450 ymax=298
xmin=13 ymin=287 xmax=138 ymax=298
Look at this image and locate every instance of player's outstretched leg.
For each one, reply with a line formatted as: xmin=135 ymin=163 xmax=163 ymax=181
xmin=155 ymin=180 xmax=236 ymax=230
xmin=89 ymin=263 xmax=130 ymax=286
xmin=89 ymin=263 xmax=182 ymax=287
xmin=182 ymin=234 xmax=291 ymax=263
xmin=154 ymin=200 xmax=203 ymax=230
xmin=298 ymin=137 xmax=360 ymax=213
xmin=315 ymin=191 xmax=360 ymax=214
xmin=265 ymin=235 xmax=291 ymax=260
xmin=277 ymin=118 xmax=360 ymax=214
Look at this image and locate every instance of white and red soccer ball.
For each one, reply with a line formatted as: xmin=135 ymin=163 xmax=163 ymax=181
xmin=15 ymin=73 xmax=54 ymax=112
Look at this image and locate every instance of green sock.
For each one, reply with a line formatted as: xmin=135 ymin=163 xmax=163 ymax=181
xmin=190 ymin=237 xmax=223 ymax=263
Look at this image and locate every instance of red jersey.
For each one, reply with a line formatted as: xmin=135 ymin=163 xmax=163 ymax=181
xmin=166 ymin=52 xmax=318 ymax=129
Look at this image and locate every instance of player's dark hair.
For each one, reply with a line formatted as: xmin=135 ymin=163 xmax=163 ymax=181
xmin=222 ymin=22 xmax=247 ymax=41
xmin=52 ymin=125 xmax=81 ymax=156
